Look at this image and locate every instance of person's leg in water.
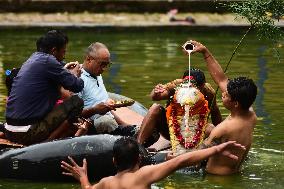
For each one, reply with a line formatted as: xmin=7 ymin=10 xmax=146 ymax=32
xmin=137 ymin=103 xmax=170 ymax=147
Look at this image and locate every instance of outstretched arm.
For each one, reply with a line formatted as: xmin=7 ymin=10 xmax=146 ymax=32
xmin=137 ymin=141 xmax=245 ymax=185
xmin=61 ymin=157 xmax=93 ymax=189
xmin=191 ymin=40 xmax=228 ymax=93
xmin=81 ymin=102 xmax=115 ymax=118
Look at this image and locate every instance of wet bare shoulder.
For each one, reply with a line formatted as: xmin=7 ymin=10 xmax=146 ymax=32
xmin=96 ymin=176 xmax=115 ymax=189
xmin=212 ymin=115 xmax=235 ymax=135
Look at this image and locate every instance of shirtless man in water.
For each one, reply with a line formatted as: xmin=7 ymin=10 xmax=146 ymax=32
xmin=190 ymin=40 xmax=258 ymax=175
xmin=61 ymin=137 xmax=245 ymax=189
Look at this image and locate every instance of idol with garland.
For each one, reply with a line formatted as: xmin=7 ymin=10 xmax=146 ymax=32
xmin=137 ymin=69 xmax=222 ymax=152
xmin=166 ymin=76 xmax=210 ymax=155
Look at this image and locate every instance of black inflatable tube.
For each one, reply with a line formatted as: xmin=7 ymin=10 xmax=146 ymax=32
xmin=0 ymin=93 xmax=152 ymax=181
xmin=0 ymin=134 xmax=153 ymax=181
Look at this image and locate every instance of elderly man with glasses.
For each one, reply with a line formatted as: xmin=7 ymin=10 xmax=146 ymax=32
xmin=75 ymin=42 xmax=136 ymax=136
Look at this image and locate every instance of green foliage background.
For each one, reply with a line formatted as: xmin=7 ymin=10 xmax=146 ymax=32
xmin=225 ymin=0 xmax=284 ymax=43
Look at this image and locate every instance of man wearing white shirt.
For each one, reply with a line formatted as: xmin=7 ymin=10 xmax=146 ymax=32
xmin=78 ymin=42 xmax=134 ymax=135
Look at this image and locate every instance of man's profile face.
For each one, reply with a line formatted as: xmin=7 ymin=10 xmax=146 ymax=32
xmin=53 ymin=45 xmax=67 ymax=62
xmin=222 ymin=90 xmax=234 ymax=109
xmin=89 ymin=48 xmax=111 ymax=76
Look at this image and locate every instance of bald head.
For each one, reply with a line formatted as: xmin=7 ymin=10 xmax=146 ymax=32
xmin=83 ymin=42 xmax=111 ymax=76
xmin=86 ymin=42 xmax=109 ymax=59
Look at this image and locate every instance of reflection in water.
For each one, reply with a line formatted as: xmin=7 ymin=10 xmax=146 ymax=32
xmin=165 ymin=40 xmax=179 ymax=59
xmin=105 ymin=52 xmax=122 ymax=94
xmin=205 ymin=173 xmax=242 ymax=187
xmin=255 ymin=46 xmax=271 ymax=125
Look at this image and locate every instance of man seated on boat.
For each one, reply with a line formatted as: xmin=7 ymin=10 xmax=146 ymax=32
xmin=137 ymin=68 xmax=222 ymax=147
xmin=4 ymin=30 xmax=85 ymax=145
xmin=61 ymin=137 xmax=245 ymax=189
xmin=73 ymin=42 xmax=137 ymax=136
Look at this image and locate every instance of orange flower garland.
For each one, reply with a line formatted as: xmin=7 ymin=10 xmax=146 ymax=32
xmin=166 ymin=81 xmax=210 ymax=153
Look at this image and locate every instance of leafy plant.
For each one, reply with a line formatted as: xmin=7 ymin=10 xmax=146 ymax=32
xmin=219 ymin=0 xmax=284 ymax=71
xmin=226 ymin=0 xmax=284 ymax=48
xmin=208 ymin=0 xmax=284 ymax=117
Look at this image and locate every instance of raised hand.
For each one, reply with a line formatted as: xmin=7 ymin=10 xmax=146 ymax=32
xmin=190 ymin=40 xmax=208 ymax=54
xmin=215 ymin=141 xmax=246 ymax=160
xmin=65 ymin=61 xmax=82 ymax=77
xmin=154 ymin=84 xmax=166 ymax=94
xmin=61 ymin=156 xmax=88 ymax=181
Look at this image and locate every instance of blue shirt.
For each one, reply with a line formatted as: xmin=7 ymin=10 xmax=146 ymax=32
xmin=6 ymin=52 xmax=84 ymax=122
xmin=78 ymin=69 xmax=110 ymax=120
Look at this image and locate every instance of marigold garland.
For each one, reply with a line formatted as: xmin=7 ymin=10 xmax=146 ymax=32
xmin=166 ymin=80 xmax=210 ymax=154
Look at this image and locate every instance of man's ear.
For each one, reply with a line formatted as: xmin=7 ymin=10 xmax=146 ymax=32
xmin=86 ymin=55 xmax=92 ymax=61
xmin=234 ymin=101 xmax=239 ymax=108
xmin=50 ymin=47 xmax=57 ymax=56
xmin=113 ymin=157 xmax=116 ymax=165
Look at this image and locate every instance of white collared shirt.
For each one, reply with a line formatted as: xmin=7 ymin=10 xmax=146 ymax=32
xmin=78 ymin=69 xmax=112 ymax=120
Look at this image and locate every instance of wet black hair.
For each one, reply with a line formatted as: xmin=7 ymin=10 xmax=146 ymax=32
xmin=183 ymin=68 xmax=206 ymax=87
xmin=36 ymin=30 xmax=68 ymax=53
xmin=227 ymin=77 xmax=257 ymax=110
xmin=5 ymin=67 xmax=21 ymax=96
xmin=113 ymin=137 xmax=140 ymax=172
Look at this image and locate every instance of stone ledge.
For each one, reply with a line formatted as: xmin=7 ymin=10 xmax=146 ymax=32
xmin=1 ymin=12 xmax=283 ymax=28
xmin=0 ymin=12 xmax=249 ymax=25
xmin=0 ymin=0 xmax=243 ymax=13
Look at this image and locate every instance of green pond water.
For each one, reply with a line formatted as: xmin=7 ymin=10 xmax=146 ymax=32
xmin=0 ymin=28 xmax=283 ymax=189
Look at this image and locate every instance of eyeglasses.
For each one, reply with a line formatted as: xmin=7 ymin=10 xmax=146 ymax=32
xmin=99 ymin=61 xmax=112 ymax=68
xmin=88 ymin=55 xmax=112 ymax=68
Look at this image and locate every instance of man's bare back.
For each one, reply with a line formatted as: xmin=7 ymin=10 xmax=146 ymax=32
xmin=94 ymin=170 xmax=152 ymax=189
xmin=205 ymin=110 xmax=257 ymax=175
